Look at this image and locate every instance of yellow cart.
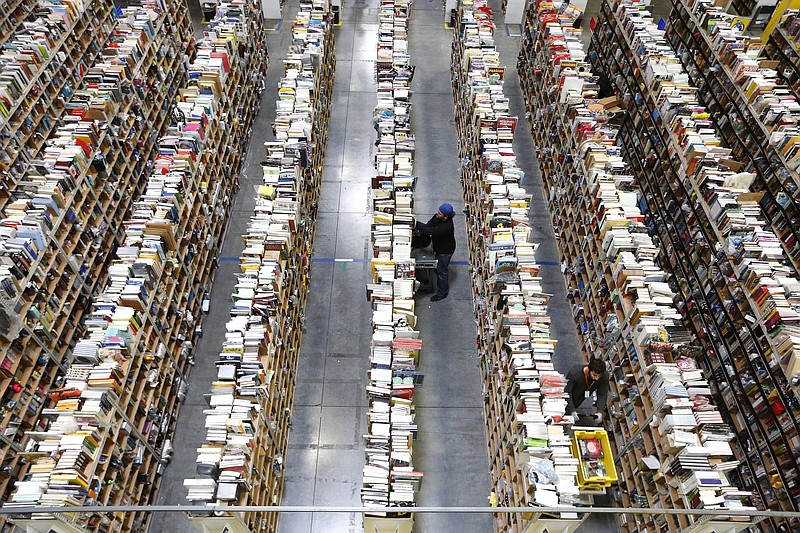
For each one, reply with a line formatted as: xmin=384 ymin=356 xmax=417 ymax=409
xmin=571 ymin=429 xmax=618 ymax=490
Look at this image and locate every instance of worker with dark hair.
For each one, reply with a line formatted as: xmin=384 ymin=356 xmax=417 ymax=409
xmin=565 ymin=358 xmax=609 ymax=423
xmin=413 ymin=203 xmax=456 ymax=302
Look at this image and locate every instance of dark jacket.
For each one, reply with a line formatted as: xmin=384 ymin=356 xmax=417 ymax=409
xmin=415 ymin=215 xmax=456 ymax=255
xmin=565 ymin=364 xmax=609 ymax=414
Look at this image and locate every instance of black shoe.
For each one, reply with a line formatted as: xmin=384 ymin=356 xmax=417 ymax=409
xmin=430 ymin=294 xmax=447 ymax=302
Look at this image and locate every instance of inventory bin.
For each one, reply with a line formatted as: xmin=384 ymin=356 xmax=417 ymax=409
xmin=571 ymin=429 xmax=618 ymax=490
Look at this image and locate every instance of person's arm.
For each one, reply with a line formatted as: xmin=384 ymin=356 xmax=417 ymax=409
xmin=416 ymin=219 xmax=452 ymax=237
xmin=595 ymin=372 xmax=609 ymax=412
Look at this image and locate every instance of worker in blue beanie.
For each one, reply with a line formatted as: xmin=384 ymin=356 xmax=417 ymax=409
xmin=413 ymin=203 xmax=456 ymax=302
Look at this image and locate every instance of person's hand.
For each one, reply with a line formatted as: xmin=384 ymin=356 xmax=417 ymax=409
xmin=593 ymin=412 xmax=604 ymax=423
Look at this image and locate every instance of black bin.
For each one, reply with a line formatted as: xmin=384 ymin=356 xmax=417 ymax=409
xmin=202 ymin=1 xmax=217 ymax=21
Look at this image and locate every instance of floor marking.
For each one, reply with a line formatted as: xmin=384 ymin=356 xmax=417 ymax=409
xmin=221 ymin=257 xmax=560 ymax=266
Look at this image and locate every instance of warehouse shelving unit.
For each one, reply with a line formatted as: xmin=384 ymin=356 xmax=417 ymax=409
xmin=362 ymin=0 xmax=421 ymax=528
xmin=183 ymin=1 xmax=334 ymax=532
xmin=763 ymin=10 xmax=800 ymax=97
xmin=1 ymin=0 xmax=267 ymax=531
xmin=0 ymin=2 xmax=117 ymax=493
xmin=451 ymin=1 xmax=586 ymax=532
xmin=667 ymin=0 xmax=800 ymax=292
xmin=0 ymin=0 xmax=190 ymax=515
xmin=540 ymin=0 xmax=800 ymax=530
xmin=518 ymin=0 xmax=764 ymax=532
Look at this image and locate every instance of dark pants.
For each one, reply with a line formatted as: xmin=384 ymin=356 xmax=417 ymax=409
xmin=435 ymin=253 xmax=452 ymax=297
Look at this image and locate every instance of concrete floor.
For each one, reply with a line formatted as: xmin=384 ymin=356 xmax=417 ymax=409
xmin=277 ymin=0 xmax=493 ymax=531
xmin=142 ymin=0 xmax=669 ymax=531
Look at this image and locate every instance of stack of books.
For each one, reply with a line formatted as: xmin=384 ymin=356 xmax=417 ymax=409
xmin=506 ymin=266 xmax=578 ymax=509
xmin=182 ymin=2 xmax=333 ymax=520
xmin=452 ymin=0 xmax=582 ymax=521
xmin=1 ymin=6 xmax=164 ymax=329
xmin=6 ymin=360 xmax=118 ymax=509
xmin=371 ymin=0 xmax=416 ymax=255
xmin=0 ymin=0 xmax=85 ymax=121
xmin=364 ymin=271 xmax=423 ymax=513
xmin=363 ymin=0 xmax=423 ymax=517
xmin=3 ymin=0 xmax=269 ymax=524
xmin=186 ymin=395 xmax=260 ymax=503
xmin=517 ymin=0 xmax=761 ymax=526
xmin=680 ymin=0 xmax=800 ymax=172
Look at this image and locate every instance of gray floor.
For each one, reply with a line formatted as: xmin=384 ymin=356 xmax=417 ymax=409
xmin=148 ymin=0 xmax=627 ymax=531
xmin=277 ymin=0 xmax=494 ymax=531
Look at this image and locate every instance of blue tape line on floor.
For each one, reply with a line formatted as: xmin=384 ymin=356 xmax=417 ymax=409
xmin=222 ymin=257 xmax=559 ymax=265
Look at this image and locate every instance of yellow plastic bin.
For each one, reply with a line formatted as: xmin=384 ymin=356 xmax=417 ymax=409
xmin=571 ymin=430 xmax=618 ymax=490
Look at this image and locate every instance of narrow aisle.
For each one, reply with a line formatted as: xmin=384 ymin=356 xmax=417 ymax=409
xmin=490 ymin=1 xmax=618 ymax=532
xmin=281 ymin=1 xmax=496 ymax=531
xmin=278 ymin=1 xmax=376 ymax=531
xmin=487 ymin=2 xmax=584 ymax=393
xmin=408 ymin=2 xmax=495 ymax=532
xmin=147 ymin=10 xmax=293 ymax=533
